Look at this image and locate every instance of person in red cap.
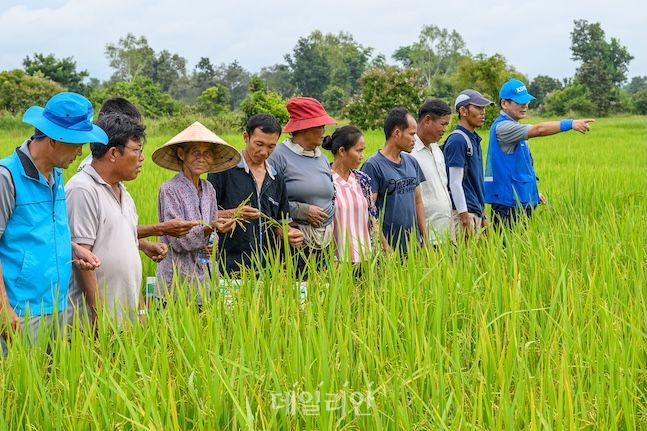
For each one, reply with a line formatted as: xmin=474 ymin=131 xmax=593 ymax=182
xmin=267 ymin=97 xmax=336 ymax=275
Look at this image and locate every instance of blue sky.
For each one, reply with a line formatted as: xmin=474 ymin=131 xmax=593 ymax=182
xmin=0 ymin=0 xmax=644 ymax=83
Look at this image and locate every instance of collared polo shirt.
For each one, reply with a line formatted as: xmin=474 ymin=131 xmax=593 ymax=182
xmin=207 ymin=154 xmax=291 ymax=274
xmin=411 ymin=134 xmax=453 ymax=243
xmin=65 ymin=164 xmax=142 ymax=324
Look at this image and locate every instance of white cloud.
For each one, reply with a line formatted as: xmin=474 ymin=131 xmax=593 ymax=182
xmin=0 ymin=0 xmax=644 ymax=82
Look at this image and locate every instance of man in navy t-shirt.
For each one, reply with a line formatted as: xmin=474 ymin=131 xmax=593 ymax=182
xmin=361 ymin=107 xmax=426 ymax=253
xmin=443 ymin=89 xmax=494 ymax=238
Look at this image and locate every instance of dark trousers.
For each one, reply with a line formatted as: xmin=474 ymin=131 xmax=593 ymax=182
xmin=491 ymin=204 xmax=534 ymax=230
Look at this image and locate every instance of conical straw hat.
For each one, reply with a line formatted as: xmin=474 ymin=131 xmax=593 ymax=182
xmin=152 ymin=121 xmax=240 ymax=173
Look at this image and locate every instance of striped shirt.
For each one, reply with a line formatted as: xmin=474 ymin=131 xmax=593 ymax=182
xmin=332 ymin=171 xmax=371 ymax=262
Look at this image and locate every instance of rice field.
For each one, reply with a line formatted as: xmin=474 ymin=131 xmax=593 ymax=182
xmin=0 ymin=115 xmax=645 ymax=430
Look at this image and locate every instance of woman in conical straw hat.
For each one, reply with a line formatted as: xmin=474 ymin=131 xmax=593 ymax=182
xmin=152 ymin=121 xmax=240 ymax=304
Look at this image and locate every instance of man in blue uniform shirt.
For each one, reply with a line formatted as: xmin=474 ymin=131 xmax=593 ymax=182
xmin=0 ymin=92 xmax=104 ymax=354
xmin=484 ymin=79 xmax=594 ymax=228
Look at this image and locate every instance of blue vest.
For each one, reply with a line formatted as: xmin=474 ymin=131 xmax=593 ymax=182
xmin=484 ymin=114 xmax=539 ymax=208
xmin=0 ymin=148 xmax=71 ymax=316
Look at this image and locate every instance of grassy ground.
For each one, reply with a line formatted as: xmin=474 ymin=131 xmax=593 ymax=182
xmin=0 ymin=116 xmax=645 ymax=429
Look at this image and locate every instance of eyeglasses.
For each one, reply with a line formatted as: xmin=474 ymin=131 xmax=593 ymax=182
xmin=124 ymin=144 xmax=144 ymax=156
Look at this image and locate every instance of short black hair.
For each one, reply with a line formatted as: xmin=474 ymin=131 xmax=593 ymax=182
xmin=418 ymin=99 xmax=451 ymax=121
xmin=322 ymin=125 xmax=363 ymax=155
xmin=99 ymin=97 xmax=142 ymax=121
xmin=91 ymin=114 xmax=146 ymax=159
xmin=245 ymin=114 xmax=282 ymax=136
xmin=384 ymin=107 xmax=412 ymax=139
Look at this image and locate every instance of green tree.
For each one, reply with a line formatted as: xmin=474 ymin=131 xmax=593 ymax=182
xmin=91 ymin=76 xmax=180 ymax=118
xmin=345 ymin=67 xmax=421 ymax=130
xmin=322 ymin=85 xmax=346 ymax=117
xmin=570 ymin=20 xmax=633 ymax=116
xmin=239 ymin=76 xmax=289 ymax=126
xmin=215 ymin=61 xmax=250 ymax=110
xmin=260 ymin=64 xmax=295 ymax=99
xmin=197 ymin=84 xmax=231 ymax=115
xmin=624 ymin=76 xmax=647 ymax=94
xmin=22 ymin=53 xmax=89 ymax=94
xmin=151 ymin=50 xmax=187 ymax=92
xmin=105 ymin=33 xmax=155 ymax=81
xmin=452 ymin=54 xmax=525 ymax=102
xmin=286 ymin=31 xmax=372 ymax=100
xmin=542 ymin=82 xmax=595 ymax=116
xmin=394 ymin=25 xmax=469 ymax=98
xmin=105 ymin=33 xmax=187 ymax=94
xmin=285 ymin=33 xmax=330 ymax=100
xmin=0 ymin=70 xmax=64 ymax=114
xmin=631 ymin=89 xmax=647 ymax=114
xmin=528 ymin=75 xmax=562 ymax=107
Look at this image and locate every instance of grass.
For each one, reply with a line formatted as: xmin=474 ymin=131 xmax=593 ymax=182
xmin=0 ymin=115 xmax=645 ymax=429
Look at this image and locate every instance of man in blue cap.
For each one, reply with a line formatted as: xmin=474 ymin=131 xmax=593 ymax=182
xmin=443 ymin=89 xmax=494 ymax=238
xmin=0 ymin=92 xmax=104 ymax=354
xmin=484 ymin=79 xmax=594 ymax=228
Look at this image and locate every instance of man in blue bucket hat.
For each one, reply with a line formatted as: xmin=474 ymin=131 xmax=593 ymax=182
xmin=484 ymin=79 xmax=594 ymax=229
xmin=0 ymin=92 xmax=104 ymax=354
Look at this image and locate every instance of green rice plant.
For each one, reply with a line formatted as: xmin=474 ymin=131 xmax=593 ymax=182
xmin=0 ymin=116 xmax=644 ymax=429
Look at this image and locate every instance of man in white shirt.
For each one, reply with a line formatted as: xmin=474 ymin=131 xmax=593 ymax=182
xmin=411 ymin=99 xmax=453 ymax=244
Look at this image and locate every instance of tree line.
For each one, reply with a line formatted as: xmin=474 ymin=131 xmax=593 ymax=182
xmin=0 ymin=20 xmax=645 ymax=131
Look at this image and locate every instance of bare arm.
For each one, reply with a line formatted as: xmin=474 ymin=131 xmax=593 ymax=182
xmin=0 ymin=259 xmax=20 ymax=338
xmin=137 ymin=219 xmax=200 ymax=239
xmin=415 ymin=186 xmax=427 ymax=245
xmin=73 ymin=244 xmax=100 ymax=322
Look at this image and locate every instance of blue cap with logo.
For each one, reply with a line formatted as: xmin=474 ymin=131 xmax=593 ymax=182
xmin=499 ymin=79 xmax=536 ymax=104
xmin=22 ymin=92 xmax=108 ymax=145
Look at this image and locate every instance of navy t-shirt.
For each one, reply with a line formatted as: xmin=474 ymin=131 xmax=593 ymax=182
xmin=443 ymin=125 xmax=485 ymax=216
xmin=361 ymin=151 xmax=425 ymax=253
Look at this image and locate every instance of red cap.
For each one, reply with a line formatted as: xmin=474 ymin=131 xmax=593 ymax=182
xmin=283 ymin=97 xmax=336 ymax=133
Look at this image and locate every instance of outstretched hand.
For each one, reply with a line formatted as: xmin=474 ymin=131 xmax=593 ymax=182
xmin=573 ymin=119 xmax=594 ymax=134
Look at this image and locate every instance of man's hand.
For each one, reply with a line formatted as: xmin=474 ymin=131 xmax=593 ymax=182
xmin=459 ymin=212 xmax=476 ymax=236
xmin=539 ymin=193 xmax=548 ymax=205
xmin=239 ymin=206 xmax=261 ymax=221
xmin=286 ymin=226 xmax=304 ymax=247
xmin=140 ymin=240 xmax=168 ymax=262
xmin=306 ymin=205 xmax=327 ymax=227
xmin=0 ymin=306 xmax=20 ymax=339
xmin=214 ymin=218 xmax=236 ymax=234
xmin=72 ymin=243 xmax=101 ymax=271
xmin=160 ymin=219 xmax=200 ymax=237
xmin=573 ymin=119 xmax=594 ymax=134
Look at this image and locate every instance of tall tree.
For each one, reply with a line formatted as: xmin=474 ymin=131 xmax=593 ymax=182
xmin=22 ymin=53 xmax=89 ymax=94
xmin=285 ymin=33 xmax=330 ymax=100
xmin=285 ymin=30 xmax=372 ymax=100
xmin=260 ymin=64 xmax=295 ymax=99
xmin=393 ymin=25 xmax=469 ymax=98
xmin=452 ymin=54 xmax=525 ymax=102
xmin=151 ymin=50 xmax=187 ymax=92
xmin=105 ymin=33 xmax=155 ymax=82
xmin=214 ymin=60 xmax=251 ymax=110
xmin=570 ymin=20 xmax=633 ymax=116
xmin=528 ymin=75 xmax=563 ymax=107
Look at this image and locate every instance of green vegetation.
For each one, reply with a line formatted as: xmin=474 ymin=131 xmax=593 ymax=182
xmin=0 ymin=116 xmax=644 ymax=429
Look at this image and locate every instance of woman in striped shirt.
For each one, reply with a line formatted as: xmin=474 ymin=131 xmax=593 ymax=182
xmin=322 ymin=126 xmax=377 ymax=262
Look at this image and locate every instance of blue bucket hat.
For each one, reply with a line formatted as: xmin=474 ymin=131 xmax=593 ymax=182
xmin=499 ymin=79 xmax=536 ymax=104
xmin=22 ymin=92 xmax=108 ymax=145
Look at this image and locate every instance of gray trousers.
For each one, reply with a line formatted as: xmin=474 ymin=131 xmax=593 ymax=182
xmin=1 ymin=312 xmax=66 ymax=357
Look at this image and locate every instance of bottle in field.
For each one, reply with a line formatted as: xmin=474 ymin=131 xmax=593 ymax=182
xmin=197 ymin=232 xmax=215 ymax=266
xmin=145 ymin=276 xmax=156 ymax=309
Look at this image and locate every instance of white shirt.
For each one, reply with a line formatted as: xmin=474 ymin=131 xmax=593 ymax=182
xmin=411 ymin=134 xmax=453 ymax=243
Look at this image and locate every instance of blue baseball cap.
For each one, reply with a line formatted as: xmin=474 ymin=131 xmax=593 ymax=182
xmin=22 ymin=92 xmax=108 ymax=145
xmin=499 ymin=79 xmax=536 ymax=104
